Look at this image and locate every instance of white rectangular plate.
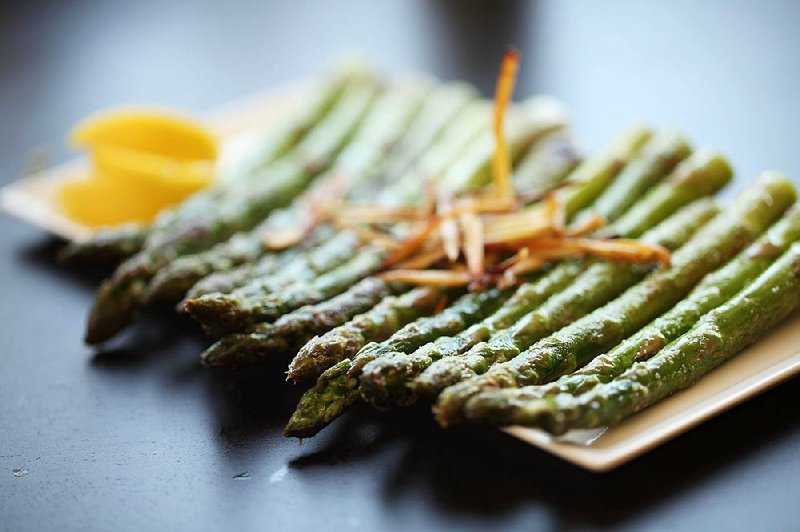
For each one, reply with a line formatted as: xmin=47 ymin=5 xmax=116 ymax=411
xmin=2 ymin=79 xmax=798 ymax=472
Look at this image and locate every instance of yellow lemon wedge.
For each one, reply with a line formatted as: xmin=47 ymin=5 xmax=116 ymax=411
xmin=59 ymin=176 xmax=174 ymax=227
xmin=58 ymin=107 xmax=219 ymax=228
xmin=91 ymin=145 xmax=214 ymax=194
xmin=70 ymin=107 xmax=218 ymax=161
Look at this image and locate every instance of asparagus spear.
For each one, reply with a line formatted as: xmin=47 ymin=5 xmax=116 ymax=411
xmin=374 ymin=100 xmax=492 ymax=205
xmin=287 ymin=287 xmax=445 ymax=381
xmin=525 ymin=203 xmax=800 ymax=399
xmin=183 ymin=229 xmax=364 ymax=327
xmin=61 ymin=63 xmax=361 ymax=265
xmin=367 ymin=81 xmax=477 ymax=190
xmin=435 ymin=173 xmax=797 ymax=426
xmin=511 ymin=132 xmax=580 ymax=193
xmin=58 ymin=224 xmax=148 ymax=264
xmin=438 ymin=98 xmax=567 ymax=193
xmin=186 ymin=244 xmax=387 ymax=335
xmin=405 ymin=151 xmax=733 ymax=399
xmin=465 ymin=242 xmax=800 ymax=432
xmin=85 ymin=77 xmax=380 ymax=344
xmin=178 ymin=226 xmax=332 ymax=305
xmin=145 ymin=226 xmax=275 ymax=303
xmin=200 ymin=277 xmax=394 ymax=367
xmin=284 ymin=288 xmax=505 ymax=437
xmin=362 ymin=197 xmax=718 ymax=405
xmin=145 ymin=81 xmax=428 ymax=302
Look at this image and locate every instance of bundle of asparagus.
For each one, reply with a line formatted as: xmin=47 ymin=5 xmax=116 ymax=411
xmin=70 ymin=54 xmax=800 ymax=443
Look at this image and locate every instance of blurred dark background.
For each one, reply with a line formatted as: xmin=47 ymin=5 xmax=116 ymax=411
xmin=2 ymin=0 xmax=799 ymax=188
xmin=2 ymin=1 xmax=800 ymax=531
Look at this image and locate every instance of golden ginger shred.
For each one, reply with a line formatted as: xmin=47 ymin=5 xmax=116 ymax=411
xmin=492 ymin=48 xmax=520 ymax=199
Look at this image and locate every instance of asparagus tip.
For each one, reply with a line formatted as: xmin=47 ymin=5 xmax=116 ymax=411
xmin=183 ymin=294 xmax=246 ymax=333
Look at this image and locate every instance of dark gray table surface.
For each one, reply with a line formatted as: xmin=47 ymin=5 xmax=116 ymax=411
xmin=2 ymin=2 xmax=799 ymax=531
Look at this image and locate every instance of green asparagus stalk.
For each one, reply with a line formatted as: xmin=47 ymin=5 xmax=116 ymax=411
xmin=368 ymin=81 xmax=477 ymax=188
xmin=374 ymin=100 xmax=491 ymax=205
xmin=145 ymin=227 xmax=274 ymax=303
xmin=525 ymin=203 xmax=800 ymax=399
xmin=186 ymin=244 xmax=387 ymax=336
xmin=435 ymin=173 xmax=797 ymax=427
xmin=85 ymin=78 xmax=380 ymax=344
xmin=58 ymin=224 xmax=149 ymax=265
xmin=465 ymin=242 xmax=800 ymax=432
xmin=362 ymin=198 xmax=718 ymax=405
xmin=587 ymin=130 xmax=690 ymax=222
xmin=200 ymin=277 xmax=394 ymax=367
xmin=62 ymin=63 xmax=361 ymax=265
xmin=181 ymin=227 xmax=359 ymax=313
xmin=183 ymin=259 xmax=276 ymax=303
xmin=284 ymin=288 xmax=505 ymax=437
xmin=145 ymin=81 xmax=428 ymax=303
xmin=437 ymin=98 xmax=567 ymax=193
xmin=286 ymin=287 xmax=444 ymax=381
xmin=511 ymin=132 xmax=580 ymax=193
xmin=225 ymin=60 xmax=371 ymax=180
xmin=175 ymin=225 xmax=331 ymax=305
xmin=406 ymin=151 xmax=733 ymax=399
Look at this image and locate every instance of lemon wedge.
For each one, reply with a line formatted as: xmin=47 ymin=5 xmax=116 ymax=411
xmin=59 ymin=107 xmax=219 ymax=228
xmin=70 ymin=107 xmax=218 ymax=160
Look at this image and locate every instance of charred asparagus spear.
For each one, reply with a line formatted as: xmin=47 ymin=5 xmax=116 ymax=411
xmin=404 ymin=151 xmax=732 ymax=400
xmin=61 ymin=63 xmax=361 ymax=265
xmin=524 ymin=202 xmax=800 ymax=399
xmin=200 ymin=277 xmax=395 ymax=367
xmin=187 ymin=244 xmax=387 ymax=336
xmin=184 ymin=229 xmax=364 ymax=331
xmin=286 ymin=287 xmax=445 ymax=381
xmin=58 ymin=224 xmax=149 ymax=264
xmin=179 ymin=226 xmax=333 ymax=304
xmin=85 ymin=76 xmax=380 ymax=343
xmin=362 ymin=198 xmax=718 ymax=405
xmin=465 ymin=241 xmax=800 ymax=432
xmin=435 ymin=173 xmax=797 ymax=427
